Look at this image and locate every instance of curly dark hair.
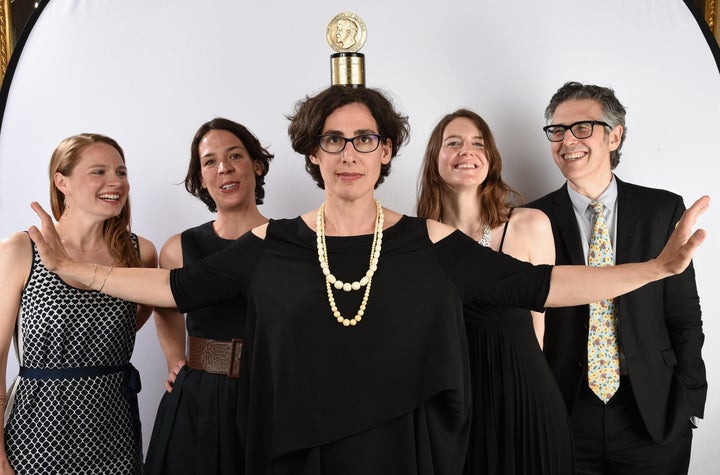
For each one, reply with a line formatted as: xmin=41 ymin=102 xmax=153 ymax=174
xmin=185 ymin=118 xmax=273 ymax=212
xmin=287 ymin=86 xmax=410 ymax=189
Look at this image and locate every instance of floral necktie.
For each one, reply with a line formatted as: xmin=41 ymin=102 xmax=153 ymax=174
xmin=587 ymin=200 xmax=620 ymax=403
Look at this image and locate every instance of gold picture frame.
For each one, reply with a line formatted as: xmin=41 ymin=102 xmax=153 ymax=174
xmin=706 ymin=0 xmax=720 ymax=41
xmin=1 ymin=0 xmax=11 ymax=81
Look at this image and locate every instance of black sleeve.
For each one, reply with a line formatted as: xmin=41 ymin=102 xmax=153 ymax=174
xmin=432 ymin=230 xmax=552 ymax=312
xmin=662 ymin=197 xmax=707 ymax=417
xmin=170 ymin=230 xmax=264 ymax=313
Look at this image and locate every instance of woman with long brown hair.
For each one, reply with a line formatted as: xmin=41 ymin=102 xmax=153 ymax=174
xmin=417 ymin=109 xmax=572 ymax=474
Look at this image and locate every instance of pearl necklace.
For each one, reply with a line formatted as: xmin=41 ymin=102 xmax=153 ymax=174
xmin=478 ymin=224 xmax=492 ymax=247
xmin=316 ymin=199 xmax=383 ymax=327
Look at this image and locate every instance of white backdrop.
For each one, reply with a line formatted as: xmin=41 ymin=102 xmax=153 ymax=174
xmin=1 ymin=0 xmax=718 ymax=472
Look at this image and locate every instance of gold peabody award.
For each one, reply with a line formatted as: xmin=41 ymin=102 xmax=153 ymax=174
xmin=326 ymin=12 xmax=367 ymax=86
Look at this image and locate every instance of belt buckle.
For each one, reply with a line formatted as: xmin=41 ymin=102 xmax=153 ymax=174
xmin=228 ymin=338 xmax=243 ymax=379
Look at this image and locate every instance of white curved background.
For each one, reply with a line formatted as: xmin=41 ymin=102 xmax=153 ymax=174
xmin=1 ymin=0 xmax=718 ymax=471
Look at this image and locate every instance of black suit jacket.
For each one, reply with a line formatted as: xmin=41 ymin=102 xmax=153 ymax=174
xmin=526 ymin=176 xmax=707 ymax=442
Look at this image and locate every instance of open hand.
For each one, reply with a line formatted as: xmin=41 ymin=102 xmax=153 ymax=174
xmin=27 ymin=201 xmax=72 ymax=273
xmin=655 ymin=195 xmax=709 ymax=276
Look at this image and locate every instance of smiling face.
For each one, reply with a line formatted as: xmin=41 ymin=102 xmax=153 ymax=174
xmin=54 ymin=142 xmax=129 ymax=219
xmin=309 ymin=102 xmax=391 ymax=204
xmin=549 ymin=99 xmax=622 ymax=192
xmin=198 ymin=129 xmax=262 ymax=213
xmin=437 ymin=117 xmax=489 ymax=191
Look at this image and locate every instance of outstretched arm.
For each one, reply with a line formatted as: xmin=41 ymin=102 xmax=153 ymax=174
xmin=135 ymin=236 xmax=159 ymax=330
xmin=28 ymin=202 xmax=176 ymax=307
xmin=545 ymin=195 xmax=709 ymax=307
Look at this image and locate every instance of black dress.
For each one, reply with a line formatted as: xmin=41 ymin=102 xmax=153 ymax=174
xmin=170 ymin=216 xmax=553 ymax=474
xmin=145 ymin=221 xmax=246 ymax=474
xmin=463 ymin=221 xmax=574 ymax=474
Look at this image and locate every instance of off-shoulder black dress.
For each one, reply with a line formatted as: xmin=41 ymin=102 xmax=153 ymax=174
xmin=170 ymin=216 xmax=552 ymax=475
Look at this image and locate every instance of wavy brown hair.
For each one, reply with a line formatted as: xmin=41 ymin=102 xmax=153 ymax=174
xmin=417 ymin=109 xmax=521 ymax=227
xmin=49 ymin=133 xmax=142 ymax=268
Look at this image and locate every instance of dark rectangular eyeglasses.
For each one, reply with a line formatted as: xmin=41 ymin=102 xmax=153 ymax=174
xmin=317 ymin=134 xmax=383 ymax=153
xmin=542 ymin=120 xmax=611 ymax=142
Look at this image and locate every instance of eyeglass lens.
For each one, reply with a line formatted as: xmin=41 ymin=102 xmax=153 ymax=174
xmin=318 ymin=134 xmax=381 ymax=153
xmin=544 ymin=121 xmax=608 ymax=142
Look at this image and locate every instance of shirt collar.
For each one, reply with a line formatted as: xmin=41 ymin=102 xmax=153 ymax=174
xmin=567 ymin=174 xmax=618 ymax=216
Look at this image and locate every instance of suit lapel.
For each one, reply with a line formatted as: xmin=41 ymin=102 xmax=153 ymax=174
xmin=615 ymin=177 xmax=638 ymax=265
xmin=553 ymin=184 xmax=586 ymax=265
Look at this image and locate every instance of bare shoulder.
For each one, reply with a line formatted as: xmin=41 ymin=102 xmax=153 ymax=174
xmin=0 ymin=231 xmax=33 ymax=259
xmin=159 ymin=232 xmax=183 ymax=268
xmin=135 ymin=235 xmax=159 ymax=269
xmin=507 ymin=208 xmax=554 ymax=264
xmin=426 ymin=218 xmax=457 ymax=243
xmin=509 ymin=207 xmax=552 ymax=236
xmin=0 ymin=231 xmax=33 ymax=282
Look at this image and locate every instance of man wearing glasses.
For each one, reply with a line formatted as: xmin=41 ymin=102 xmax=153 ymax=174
xmin=527 ymin=81 xmax=706 ymax=474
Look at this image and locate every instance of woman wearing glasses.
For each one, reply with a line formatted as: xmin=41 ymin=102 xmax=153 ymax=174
xmin=417 ymin=109 xmax=573 ymax=474
xmin=26 ymin=86 xmax=707 ymax=475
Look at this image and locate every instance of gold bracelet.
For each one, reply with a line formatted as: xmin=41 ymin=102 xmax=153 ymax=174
xmin=87 ymin=263 xmax=98 ymax=288
xmin=98 ymin=265 xmax=114 ymax=292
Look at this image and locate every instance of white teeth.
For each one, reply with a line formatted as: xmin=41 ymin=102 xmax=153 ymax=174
xmin=563 ymin=152 xmax=585 ymax=161
xmin=98 ymin=194 xmax=119 ymax=200
xmin=455 ymin=163 xmax=477 ymax=169
xmin=221 ymin=183 xmax=237 ymax=190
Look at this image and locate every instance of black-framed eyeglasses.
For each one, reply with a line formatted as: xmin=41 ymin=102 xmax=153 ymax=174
xmin=317 ymin=134 xmax=384 ymax=154
xmin=542 ymin=120 xmax=611 ymax=142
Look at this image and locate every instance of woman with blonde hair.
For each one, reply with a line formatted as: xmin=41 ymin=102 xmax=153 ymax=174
xmin=0 ymin=133 xmax=157 ymax=474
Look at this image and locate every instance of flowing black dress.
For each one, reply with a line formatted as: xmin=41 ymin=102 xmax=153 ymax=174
xmin=170 ymin=216 xmax=553 ymax=475
xmin=145 ymin=221 xmax=246 ymax=474
xmin=463 ymin=221 xmax=574 ymax=474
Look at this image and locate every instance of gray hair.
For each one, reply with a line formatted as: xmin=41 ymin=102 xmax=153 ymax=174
xmin=545 ymin=81 xmax=627 ymax=169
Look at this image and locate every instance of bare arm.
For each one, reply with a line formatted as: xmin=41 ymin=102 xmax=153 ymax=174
xmin=28 ymin=202 xmax=176 ymax=307
xmin=0 ymin=233 xmax=32 ymax=474
xmin=153 ymin=234 xmax=187 ymax=376
xmin=135 ymin=236 xmax=159 ymax=331
xmin=504 ymin=208 xmax=555 ymax=349
xmin=545 ymin=195 xmax=709 ymax=307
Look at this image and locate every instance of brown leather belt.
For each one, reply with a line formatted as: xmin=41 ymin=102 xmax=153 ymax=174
xmin=187 ymin=335 xmax=242 ymax=378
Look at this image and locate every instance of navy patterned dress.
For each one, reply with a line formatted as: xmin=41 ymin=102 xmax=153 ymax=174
xmin=4 ymin=239 xmax=142 ymax=474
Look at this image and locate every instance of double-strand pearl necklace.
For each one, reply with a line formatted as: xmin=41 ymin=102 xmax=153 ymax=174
xmin=316 ymin=199 xmax=384 ymax=327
